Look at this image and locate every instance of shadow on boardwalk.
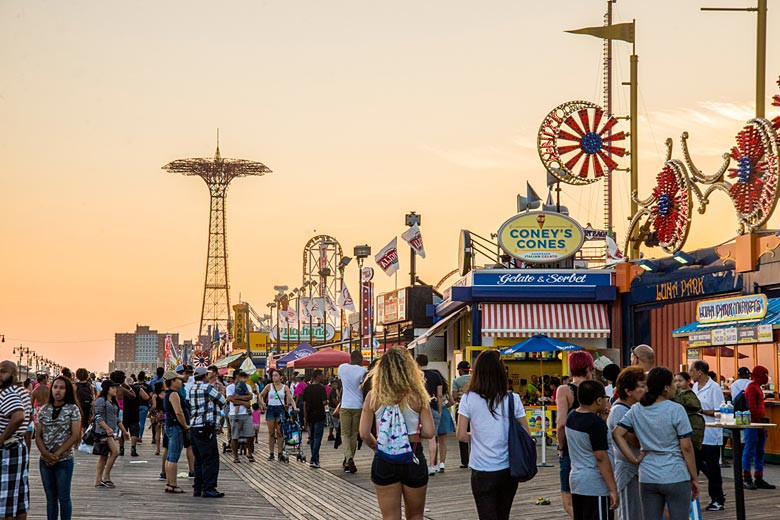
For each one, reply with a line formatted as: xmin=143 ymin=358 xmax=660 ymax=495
xmin=26 ymin=419 xmax=780 ymax=519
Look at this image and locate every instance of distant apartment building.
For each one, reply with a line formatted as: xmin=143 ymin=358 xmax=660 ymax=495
xmin=109 ymin=325 xmax=179 ymax=375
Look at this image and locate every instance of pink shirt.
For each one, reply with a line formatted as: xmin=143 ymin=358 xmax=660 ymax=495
xmin=294 ymin=382 xmax=307 ymax=398
xmin=252 ymin=408 xmax=262 ymax=425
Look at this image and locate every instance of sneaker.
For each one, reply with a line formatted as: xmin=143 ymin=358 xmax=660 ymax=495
xmin=267 ymin=454 xmax=275 ymax=461
xmin=309 ymin=461 xmax=320 ymax=468
xmin=119 ymin=447 xmax=124 ymax=457
xmin=202 ymin=490 xmax=225 ymax=498
xmin=428 ymin=466 xmax=437 ymax=476
xmin=158 ymin=472 xmax=166 ymax=482
xmin=343 ymin=466 xmax=351 ymax=473
xmin=755 ymin=478 xmax=776 ymax=489
xmin=438 ymin=462 xmax=445 ymax=473
xmin=744 ymin=477 xmax=757 ymax=490
xmin=347 ymin=458 xmax=357 ymax=474
xmin=188 ymin=471 xmax=195 ymax=479
xmin=459 ymin=464 xmax=468 ymax=469
xmin=705 ymin=501 xmax=725 ymax=511
xmin=137 ymin=439 xmax=143 ymax=444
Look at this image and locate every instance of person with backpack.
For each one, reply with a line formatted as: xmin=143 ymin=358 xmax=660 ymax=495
xmin=74 ymin=368 xmax=96 ymax=436
xmin=456 ymin=349 xmax=531 ymax=520
xmin=359 ymin=347 xmax=435 ymax=520
xmin=556 ymin=350 xmax=594 ymax=519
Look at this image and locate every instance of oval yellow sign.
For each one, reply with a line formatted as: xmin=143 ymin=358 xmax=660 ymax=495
xmin=497 ymin=212 xmax=585 ymax=263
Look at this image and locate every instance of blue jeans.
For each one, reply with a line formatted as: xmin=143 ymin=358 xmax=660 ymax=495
xmin=39 ymin=458 xmax=74 ymax=520
xmin=742 ymin=427 xmax=767 ymax=477
xmin=138 ymin=406 xmax=149 ymax=440
xmin=309 ymin=420 xmax=325 ymax=464
xmin=165 ymin=425 xmax=184 ymax=463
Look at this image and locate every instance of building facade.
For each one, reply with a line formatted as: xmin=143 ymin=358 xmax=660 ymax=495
xmin=110 ymin=325 xmax=179 ymax=374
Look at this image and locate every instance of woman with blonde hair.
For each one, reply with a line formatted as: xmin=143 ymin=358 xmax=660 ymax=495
xmin=360 ymin=347 xmax=435 ymax=520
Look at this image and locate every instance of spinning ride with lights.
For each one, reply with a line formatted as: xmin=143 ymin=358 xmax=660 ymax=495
xmin=538 ymin=101 xmax=627 ymax=185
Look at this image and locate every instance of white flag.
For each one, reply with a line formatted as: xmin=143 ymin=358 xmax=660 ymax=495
xmin=286 ymin=306 xmax=298 ymax=326
xmin=324 ymin=294 xmax=340 ymax=320
xmin=375 ymin=237 xmax=400 ymax=276
xmin=338 ymin=284 xmax=356 ymax=312
xmin=401 ymin=223 xmax=426 ymax=258
xmin=305 ymin=297 xmax=324 ymax=319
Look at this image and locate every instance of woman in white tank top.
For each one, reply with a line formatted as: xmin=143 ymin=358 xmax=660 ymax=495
xmin=359 ymin=347 xmax=435 ymax=520
xmin=259 ymin=370 xmax=294 ymax=461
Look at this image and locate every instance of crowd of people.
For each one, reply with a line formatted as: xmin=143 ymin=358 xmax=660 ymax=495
xmin=0 ymin=342 xmax=776 ymax=520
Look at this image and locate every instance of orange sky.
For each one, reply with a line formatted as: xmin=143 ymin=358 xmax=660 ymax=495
xmin=1 ymin=1 xmax=778 ymax=372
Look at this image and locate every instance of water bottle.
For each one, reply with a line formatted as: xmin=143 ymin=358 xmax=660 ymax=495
xmin=745 ymin=409 xmax=752 ymax=425
xmin=718 ymin=401 xmax=727 ymax=423
xmin=726 ymin=401 xmax=735 ymax=424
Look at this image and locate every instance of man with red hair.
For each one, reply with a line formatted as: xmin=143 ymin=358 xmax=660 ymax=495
xmin=742 ymin=365 xmax=775 ymax=490
xmin=556 ymin=350 xmax=594 ymax=519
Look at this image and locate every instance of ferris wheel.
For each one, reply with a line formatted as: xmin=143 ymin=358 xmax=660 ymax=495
xmin=302 ymin=235 xmax=345 ymax=329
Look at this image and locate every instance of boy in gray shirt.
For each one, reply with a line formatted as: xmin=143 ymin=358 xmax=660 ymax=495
xmin=565 ymin=380 xmax=617 ymax=520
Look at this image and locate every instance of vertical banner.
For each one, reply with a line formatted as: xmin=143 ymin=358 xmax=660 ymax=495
xmin=338 ymin=283 xmax=356 ymax=312
xmin=401 ymin=223 xmax=426 ymax=258
xmin=375 ymin=237 xmax=400 ymax=276
xmin=361 ymin=266 xmax=375 ymax=350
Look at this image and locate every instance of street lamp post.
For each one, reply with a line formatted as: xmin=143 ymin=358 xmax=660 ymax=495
xmin=353 ymin=244 xmax=372 ymax=352
xmin=337 ymin=257 xmax=352 ymax=351
xmin=405 ymin=212 xmax=421 ymax=286
xmin=266 ymin=303 xmax=276 ymax=359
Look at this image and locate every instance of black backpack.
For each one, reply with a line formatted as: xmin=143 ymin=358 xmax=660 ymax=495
xmin=75 ymin=382 xmax=93 ymax=406
xmin=733 ymin=390 xmax=748 ymax=412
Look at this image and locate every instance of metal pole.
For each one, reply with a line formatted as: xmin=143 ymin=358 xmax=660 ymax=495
xmin=757 ymin=0 xmax=767 ymax=118
xmin=410 ymin=246 xmax=416 ymax=286
xmin=357 ymin=259 xmax=363 ymax=350
xmin=628 ymin=41 xmax=639 ymax=259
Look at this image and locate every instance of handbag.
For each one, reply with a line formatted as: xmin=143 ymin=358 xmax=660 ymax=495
xmin=507 ymin=391 xmax=538 ymax=482
xmin=81 ymin=424 xmax=96 ymax=446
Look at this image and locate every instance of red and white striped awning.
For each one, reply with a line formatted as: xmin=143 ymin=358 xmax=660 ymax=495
xmin=481 ymin=303 xmax=610 ymax=338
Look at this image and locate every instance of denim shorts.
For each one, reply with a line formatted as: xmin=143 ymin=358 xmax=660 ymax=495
xmin=165 ymin=425 xmax=184 ymax=463
xmin=371 ymin=444 xmax=428 ymax=488
xmin=266 ymin=405 xmax=286 ymax=422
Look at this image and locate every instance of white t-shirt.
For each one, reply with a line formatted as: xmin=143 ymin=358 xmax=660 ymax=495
xmin=693 ymin=377 xmax=724 ymax=446
xmin=183 ymin=379 xmax=194 ymax=398
xmin=458 ymin=392 xmax=525 ymax=472
xmin=226 ymin=383 xmax=250 ymax=416
xmin=338 ymin=363 xmax=366 ymax=410
xmin=730 ymin=378 xmax=750 ymax=398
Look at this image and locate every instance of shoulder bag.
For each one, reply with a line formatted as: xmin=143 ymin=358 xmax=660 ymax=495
xmin=507 ymin=391 xmax=538 ymax=482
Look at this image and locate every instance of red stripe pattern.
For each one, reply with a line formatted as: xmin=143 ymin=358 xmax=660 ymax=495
xmin=481 ymin=303 xmax=610 ymax=338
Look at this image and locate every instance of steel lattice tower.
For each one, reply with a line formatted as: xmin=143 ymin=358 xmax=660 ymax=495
xmin=163 ymin=140 xmax=271 ymax=338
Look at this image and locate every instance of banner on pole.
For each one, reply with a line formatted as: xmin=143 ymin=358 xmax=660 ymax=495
xmin=338 ymin=284 xmax=356 ymax=312
xmin=401 ymin=224 xmax=426 ymax=258
xmin=375 ymin=237 xmax=400 ymax=276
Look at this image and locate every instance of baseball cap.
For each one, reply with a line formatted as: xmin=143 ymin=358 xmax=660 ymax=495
xmin=193 ymin=366 xmax=209 ymax=377
xmin=163 ymin=370 xmax=183 ymax=381
xmin=457 ymin=361 xmax=470 ymax=370
xmin=175 ymin=364 xmax=185 ymax=373
xmin=738 ymin=367 xmax=751 ymax=377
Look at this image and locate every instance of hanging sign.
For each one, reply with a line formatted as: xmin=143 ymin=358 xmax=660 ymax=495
xmin=497 ymin=211 xmax=585 ymax=263
xmin=758 ymin=324 xmax=773 ymax=342
xmin=696 ymin=294 xmax=768 ymax=324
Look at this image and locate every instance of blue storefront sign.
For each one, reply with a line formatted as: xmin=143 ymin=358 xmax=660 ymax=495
xmin=472 ymin=270 xmax=612 ymax=288
xmin=630 ymin=268 xmax=740 ymax=305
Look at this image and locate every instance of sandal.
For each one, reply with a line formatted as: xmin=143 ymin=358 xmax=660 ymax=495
xmin=247 ymin=456 xmax=255 ymax=463
xmin=233 ymin=457 xmax=240 ymax=463
xmin=101 ymin=480 xmax=116 ymax=488
xmin=164 ymin=485 xmax=184 ymax=494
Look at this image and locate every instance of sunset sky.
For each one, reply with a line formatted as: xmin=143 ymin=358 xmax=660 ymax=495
xmin=1 ymin=1 xmax=778 ymax=372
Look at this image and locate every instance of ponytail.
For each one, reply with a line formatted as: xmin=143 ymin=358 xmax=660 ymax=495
xmin=640 ymin=367 xmax=673 ymax=407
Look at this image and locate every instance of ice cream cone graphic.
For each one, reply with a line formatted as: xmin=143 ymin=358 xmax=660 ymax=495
xmin=536 ymin=214 xmax=546 ymax=229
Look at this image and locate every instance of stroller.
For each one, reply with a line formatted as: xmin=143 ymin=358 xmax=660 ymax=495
xmin=279 ymin=409 xmax=306 ymax=463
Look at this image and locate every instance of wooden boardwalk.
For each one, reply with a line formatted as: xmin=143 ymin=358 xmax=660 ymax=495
xmin=24 ymin=420 xmax=780 ymax=519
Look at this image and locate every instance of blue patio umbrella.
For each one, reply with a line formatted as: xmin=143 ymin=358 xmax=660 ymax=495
xmin=500 ymin=334 xmax=585 ymax=355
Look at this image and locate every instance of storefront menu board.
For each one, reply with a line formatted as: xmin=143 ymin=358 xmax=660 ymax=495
xmin=688 ymin=324 xmax=773 ymax=347
xmin=376 ymin=288 xmax=407 ymax=325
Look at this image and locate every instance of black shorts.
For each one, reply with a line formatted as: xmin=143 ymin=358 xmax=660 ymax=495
xmin=572 ymin=494 xmax=613 ymax=520
xmin=162 ymin=427 xmax=190 ymax=449
xmin=371 ymin=444 xmax=428 ymax=488
xmin=125 ymin=421 xmax=140 ymax=438
xmin=80 ymin=404 xmax=92 ymax=428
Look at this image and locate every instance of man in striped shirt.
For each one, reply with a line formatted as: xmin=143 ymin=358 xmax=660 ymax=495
xmin=0 ymin=361 xmax=32 ymax=519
